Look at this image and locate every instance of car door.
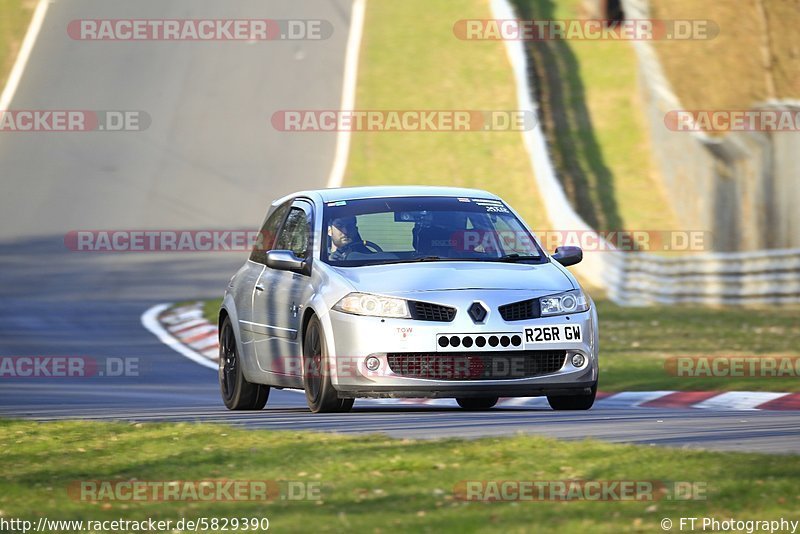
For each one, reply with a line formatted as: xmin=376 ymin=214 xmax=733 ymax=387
xmin=236 ymin=201 xmax=290 ymax=361
xmin=252 ymin=199 xmax=315 ymax=375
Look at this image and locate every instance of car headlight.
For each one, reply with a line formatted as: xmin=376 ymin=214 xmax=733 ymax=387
xmin=333 ymin=292 xmax=411 ymax=319
xmin=540 ymin=289 xmax=589 ymax=317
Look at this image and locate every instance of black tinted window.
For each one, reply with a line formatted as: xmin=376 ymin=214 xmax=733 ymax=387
xmin=249 ymin=202 xmax=290 ymax=264
xmin=274 ymin=206 xmax=311 ymax=258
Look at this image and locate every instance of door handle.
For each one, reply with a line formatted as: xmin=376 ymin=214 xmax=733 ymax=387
xmin=255 ymin=284 xmax=264 ymax=292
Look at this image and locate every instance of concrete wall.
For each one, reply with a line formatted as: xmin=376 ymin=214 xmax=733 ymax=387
xmin=622 ymin=0 xmax=800 ymax=251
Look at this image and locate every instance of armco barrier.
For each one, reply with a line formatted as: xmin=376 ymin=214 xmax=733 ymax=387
xmin=602 ymin=249 xmax=800 ymax=305
xmin=493 ymin=0 xmax=800 ymax=305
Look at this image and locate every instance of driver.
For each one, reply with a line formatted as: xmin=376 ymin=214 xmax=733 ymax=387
xmin=329 ymin=216 xmax=371 ymax=260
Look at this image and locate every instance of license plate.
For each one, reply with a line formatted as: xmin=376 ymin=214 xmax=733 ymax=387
xmin=523 ymin=325 xmax=582 ymax=345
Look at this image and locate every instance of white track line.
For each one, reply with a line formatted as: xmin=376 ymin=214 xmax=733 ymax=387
xmin=490 ymin=0 xmax=610 ymax=289
xmin=325 ymin=0 xmax=367 ymax=189
xmin=141 ymin=303 xmax=218 ymax=371
xmin=0 ymin=0 xmax=50 ymax=112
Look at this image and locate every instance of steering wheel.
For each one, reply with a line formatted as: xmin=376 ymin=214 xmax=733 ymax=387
xmin=364 ymin=240 xmax=383 ymax=253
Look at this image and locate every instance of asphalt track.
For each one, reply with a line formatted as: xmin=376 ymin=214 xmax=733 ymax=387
xmin=1 ymin=0 xmax=799 ymax=455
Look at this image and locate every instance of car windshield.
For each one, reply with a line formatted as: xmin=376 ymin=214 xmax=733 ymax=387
xmin=321 ymin=196 xmax=546 ymax=267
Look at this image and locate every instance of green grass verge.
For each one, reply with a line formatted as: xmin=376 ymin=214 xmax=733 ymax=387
xmin=596 ymin=300 xmax=800 ymax=392
xmin=2 ymin=419 xmax=799 ymax=533
xmin=0 ymin=0 xmax=35 ymax=90
xmin=201 ymin=299 xmax=221 ymax=328
xmin=198 ymin=298 xmax=799 ymax=393
xmin=345 ymin=0 xmax=548 ymax=231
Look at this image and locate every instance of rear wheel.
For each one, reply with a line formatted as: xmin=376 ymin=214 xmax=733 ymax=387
xmin=547 ymin=384 xmax=597 ymax=411
xmin=303 ymin=315 xmax=352 ymax=413
xmin=219 ymin=317 xmax=269 ymax=410
xmin=456 ymin=397 xmax=498 ymax=410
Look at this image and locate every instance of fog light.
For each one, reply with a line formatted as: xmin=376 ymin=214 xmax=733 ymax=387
xmin=571 ymin=354 xmax=586 ymax=368
xmin=365 ymin=356 xmax=381 ymax=371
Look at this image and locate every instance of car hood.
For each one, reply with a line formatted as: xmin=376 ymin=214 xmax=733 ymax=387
xmin=330 ymin=261 xmax=574 ymax=295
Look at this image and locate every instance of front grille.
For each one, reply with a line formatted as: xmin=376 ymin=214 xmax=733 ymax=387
xmin=498 ymin=298 xmax=540 ymax=321
xmin=386 ymin=350 xmax=566 ymax=380
xmin=410 ymin=301 xmax=456 ymax=322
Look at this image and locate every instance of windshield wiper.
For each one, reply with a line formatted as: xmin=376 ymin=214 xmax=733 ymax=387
xmin=409 ymin=256 xmax=446 ymax=262
xmin=493 ymin=253 xmax=541 ymax=262
xmin=347 ymin=255 xmax=539 ymax=267
xmin=375 ymin=256 xmax=460 ymax=265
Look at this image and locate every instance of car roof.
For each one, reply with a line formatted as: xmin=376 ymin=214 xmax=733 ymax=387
xmin=274 ymin=185 xmax=502 ymax=206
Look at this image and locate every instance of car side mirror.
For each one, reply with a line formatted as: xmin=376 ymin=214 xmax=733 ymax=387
xmin=552 ymin=246 xmax=583 ymax=267
xmin=266 ymin=250 xmax=306 ymax=272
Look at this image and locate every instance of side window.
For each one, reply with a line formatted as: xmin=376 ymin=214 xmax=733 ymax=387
xmin=250 ymin=202 xmax=290 ymax=264
xmin=274 ymin=203 xmax=312 ymax=259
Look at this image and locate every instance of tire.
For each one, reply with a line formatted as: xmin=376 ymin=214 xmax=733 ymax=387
xmin=456 ymin=397 xmax=498 ymax=410
xmin=303 ymin=315 xmax=352 ymax=413
xmin=219 ymin=317 xmax=269 ymax=410
xmin=547 ymin=383 xmax=597 ymax=411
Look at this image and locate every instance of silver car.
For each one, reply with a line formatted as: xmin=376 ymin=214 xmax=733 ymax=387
xmin=219 ymin=186 xmax=599 ymax=413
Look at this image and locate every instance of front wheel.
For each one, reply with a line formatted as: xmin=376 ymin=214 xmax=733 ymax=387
xmin=547 ymin=384 xmax=597 ymax=411
xmin=456 ymin=397 xmax=498 ymax=410
xmin=303 ymin=315 xmax=352 ymax=413
xmin=219 ymin=317 xmax=269 ymax=410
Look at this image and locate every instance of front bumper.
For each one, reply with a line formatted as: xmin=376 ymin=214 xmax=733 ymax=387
xmin=326 ymin=293 xmax=598 ymax=398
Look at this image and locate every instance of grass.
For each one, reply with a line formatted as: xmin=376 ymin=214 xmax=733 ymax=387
xmin=510 ymin=0 xmax=679 ymax=235
xmin=0 ymin=0 xmax=35 ymax=90
xmin=1 ymin=419 xmax=799 ymax=533
xmin=595 ymin=300 xmax=800 ymax=392
xmin=199 ymin=298 xmax=799 ymax=393
xmin=649 ymin=0 xmax=800 ymax=111
xmin=201 ymin=299 xmax=221 ymax=328
xmin=345 ymin=0 xmax=548 ymax=231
